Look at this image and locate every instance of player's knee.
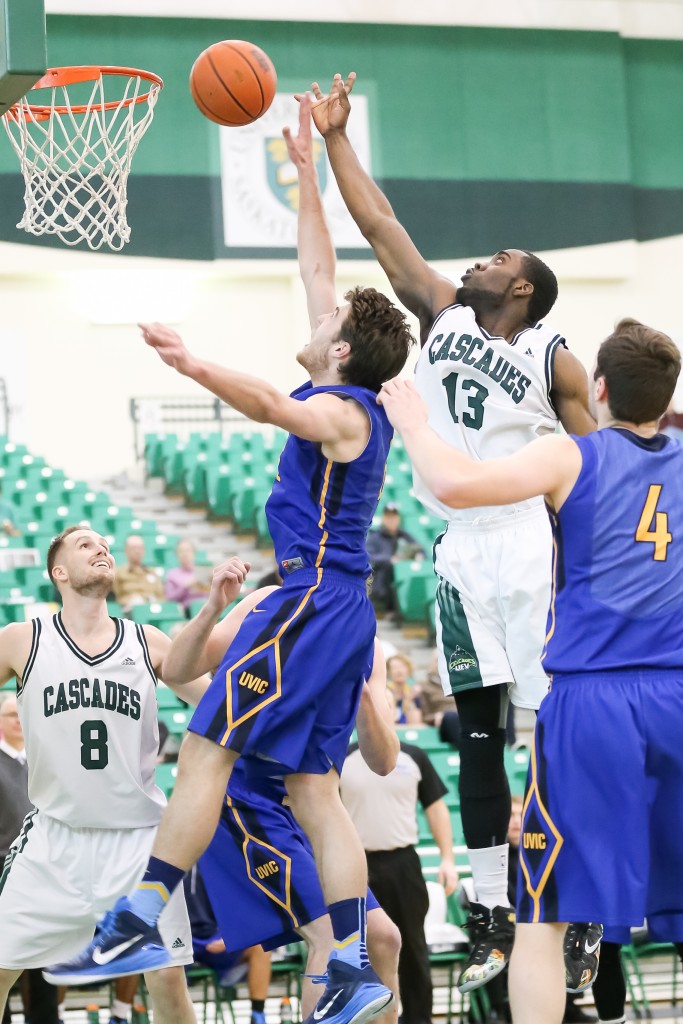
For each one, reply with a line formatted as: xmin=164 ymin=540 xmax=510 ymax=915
xmin=286 ymin=771 xmax=341 ymax=823
xmin=458 ymin=728 xmax=507 ymax=797
xmin=367 ymin=910 xmax=401 ymax=975
xmin=144 ymin=965 xmax=192 ymax=1009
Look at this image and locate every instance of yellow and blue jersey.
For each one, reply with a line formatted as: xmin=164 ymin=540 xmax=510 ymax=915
xmin=265 ymin=382 xmax=392 ymax=580
xmin=543 ymin=427 xmax=683 ymax=675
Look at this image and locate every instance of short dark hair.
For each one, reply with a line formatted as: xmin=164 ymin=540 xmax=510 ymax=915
xmin=522 ymin=251 xmax=558 ymax=324
xmin=339 ymin=287 xmax=415 ymax=393
xmin=594 ymin=318 xmax=680 ymax=424
xmin=46 ymin=524 xmax=85 ymax=588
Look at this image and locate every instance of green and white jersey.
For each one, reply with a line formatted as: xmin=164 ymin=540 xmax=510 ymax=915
xmin=414 ymin=303 xmax=564 ymax=523
xmin=17 ymin=614 xmax=166 ymax=828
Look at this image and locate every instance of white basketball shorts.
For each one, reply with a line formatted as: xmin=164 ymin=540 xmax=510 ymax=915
xmin=433 ymin=503 xmax=553 ymax=710
xmin=0 ymin=811 xmax=193 ymax=970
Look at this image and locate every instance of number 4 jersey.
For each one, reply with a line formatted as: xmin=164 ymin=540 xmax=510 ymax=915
xmin=17 ymin=614 xmax=166 ymax=828
xmin=414 ymin=303 xmax=565 ymax=522
xmin=543 ymin=428 xmax=683 ymax=674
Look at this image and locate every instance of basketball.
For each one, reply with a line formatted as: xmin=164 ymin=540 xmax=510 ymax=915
xmin=189 ymin=39 xmax=277 ymax=127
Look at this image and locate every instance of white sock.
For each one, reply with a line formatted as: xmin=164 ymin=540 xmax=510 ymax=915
xmin=58 ymin=1003 xmax=66 ymax=1020
xmin=111 ymin=999 xmax=132 ymax=1020
xmin=599 ymin=1019 xmax=626 ymax=1024
xmin=468 ymin=843 xmax=510 ymax=910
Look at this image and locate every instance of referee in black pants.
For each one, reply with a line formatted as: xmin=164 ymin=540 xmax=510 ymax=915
xmin=341 ymin=730 xmax=459 ymax=1024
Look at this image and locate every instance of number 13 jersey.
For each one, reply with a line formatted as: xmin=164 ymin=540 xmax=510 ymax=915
xmin=414 ymin=303 xmax=565 ymax=523
xmin=17 ymin=613 xmax=166 ymax=829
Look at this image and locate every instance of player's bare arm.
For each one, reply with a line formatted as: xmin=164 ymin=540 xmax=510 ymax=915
xmin=378 ymin=376 xmax=583 ymax=511
xmin=356 ymin=638 xmax=399 ymax=776
xmin=284 ymin=93 xmax=337 ymax=327
xmin=139 ymin=322 xmax=370 ymax=458
xmin=159 ymin=556 xmax=251 ymax=685
xmin=312 ymin=73 xmax=455 ymax=333
xmin=551 ymin=345 xmax=596 ymax=435
xmin=424 ymin=799 xmax=459 ymax=895
xmin=143 ymin=624 xmax=211 ymax=707
xmin=0 ymin=621 xmax=33 ymax=686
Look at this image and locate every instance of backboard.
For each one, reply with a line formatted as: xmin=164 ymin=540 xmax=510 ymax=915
xmin=0 ymin=0 xmax=47 ymax=114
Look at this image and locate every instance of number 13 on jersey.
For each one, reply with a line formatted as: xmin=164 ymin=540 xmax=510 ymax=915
xmin=636 ymin=484 xmax=672 ymax=561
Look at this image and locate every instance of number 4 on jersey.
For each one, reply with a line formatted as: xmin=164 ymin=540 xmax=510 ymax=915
xmin=635 ymin=484 xmax=672 ymax=561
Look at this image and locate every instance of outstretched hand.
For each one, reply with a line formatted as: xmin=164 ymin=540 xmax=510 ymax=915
xmin=205 ymin=557 xmax=251 ymax=617
xmin=139 ymin=322 xmax=194 ymax=376
xmin=283 ymin=91 xmax=316 ymax=169
xmin=377 ymin=377 xmax=430 ymax=434
xmin=309 ymin=72 xmax=356 ymax=136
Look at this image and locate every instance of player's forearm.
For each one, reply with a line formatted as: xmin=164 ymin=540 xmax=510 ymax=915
xmin=425 ymin=800 xmax=455 ymax=863
xmin=324 ymin=129 xmax=396 ymax=237
xmin=185 ymin=357 xmax=284 ymax=426
xmin=356 ymin=688 xmax=399 ymax=776
xmin=400 ymin=422 xmax=477 ymax=508
xmin=297 ymin=160 xmax=336 ymax=293
xmin=161 ymin=604 xmax=222 ymax=685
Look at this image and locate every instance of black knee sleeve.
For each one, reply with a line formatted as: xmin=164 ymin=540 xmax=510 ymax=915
xmin=455 ymin=686 xmax=511 ymax=848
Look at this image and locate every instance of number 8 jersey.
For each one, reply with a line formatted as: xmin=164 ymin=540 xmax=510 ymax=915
xmin=17 ymin=614 xmax=166 ymax=828
xmin=414 ymin=303 xmax=565 ymax=522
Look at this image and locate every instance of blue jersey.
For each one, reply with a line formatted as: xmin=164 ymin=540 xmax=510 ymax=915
xmin=543 ymin=428 xmax=683 ymax=675
xmin=265 ymin=382 xmax=392 ymax=579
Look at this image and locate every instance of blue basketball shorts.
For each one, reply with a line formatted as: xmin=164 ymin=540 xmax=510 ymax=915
xmin=517 ymin=670 xmax=683 ymax=941
xmin=199 ymin=772 xmax=379 ymax=953
xmin=189 ymin=568 xmax=375 ymax=775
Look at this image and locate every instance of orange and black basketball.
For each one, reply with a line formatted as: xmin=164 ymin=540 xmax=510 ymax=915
xmin=189 ymin=39 xmax=277 ymax=126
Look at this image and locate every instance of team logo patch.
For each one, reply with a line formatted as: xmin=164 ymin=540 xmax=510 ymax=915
xmin=121 ymin=657 xmax=135 ymax=666
xmin=449 ymin=645 xmax=478 ymax=673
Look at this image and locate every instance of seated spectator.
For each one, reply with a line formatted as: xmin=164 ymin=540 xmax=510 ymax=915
xmin=367 ymin=504 xmax=425 ymax=618
xmin=113 ymin=534 xmax=164 ymax=613
xmin=387 ymin=653 xmax=422 ymax=725
xmin=414 ymin=648 xmax=461 ymax=746
xmin=164 ymin=539 xmax=211 ymax=614
xmin=183 ymin=864 xmax=271 ymax=1024
xmin=0 ymin=484 xmax=20 ymax=538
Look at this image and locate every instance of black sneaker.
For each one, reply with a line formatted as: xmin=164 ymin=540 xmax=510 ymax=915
xmin=457 ymin=903 xmax=516 ymax=993
xmin=564 ymin=922 xmax=603 ymax=993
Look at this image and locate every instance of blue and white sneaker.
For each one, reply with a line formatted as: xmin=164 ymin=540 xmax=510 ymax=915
xmin=43 ymin=896 xmax=172 ymax=984
xmin=303 ymin=958 xmax=393 ymax=1024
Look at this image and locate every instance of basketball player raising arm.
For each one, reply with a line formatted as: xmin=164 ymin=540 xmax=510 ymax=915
xmin=46 ymin=96 xmax=413 ymax=1024
xmin=383 ymin=321 xmax=683 ymax=1024
xmin=140 ymin=93 xmax=412 ymax=469
xmin=310 ymin=72 xmax=596 ymax=993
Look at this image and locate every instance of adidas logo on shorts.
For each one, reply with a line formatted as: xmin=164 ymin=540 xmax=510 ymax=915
xmin=121 ymin=657 xmax=136 ymax=666
xmin=171 ymin=937 xmax=185 ymax=949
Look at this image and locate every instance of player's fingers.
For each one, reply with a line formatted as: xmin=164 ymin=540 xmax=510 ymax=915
xmin=344 ymin=71 xmax=357 ymax=94
xmin=311 ymin=81 xmax=323 ymax=99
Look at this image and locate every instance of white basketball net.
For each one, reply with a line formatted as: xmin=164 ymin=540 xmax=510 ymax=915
xmin=2 ymin=71 xmax=161 ymax=251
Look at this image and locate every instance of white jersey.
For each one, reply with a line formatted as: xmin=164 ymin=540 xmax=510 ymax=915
xmin=413 ymin=303 xmax=564 ymax=523
xmin=17 ymin=614 xmax=166 ymax=828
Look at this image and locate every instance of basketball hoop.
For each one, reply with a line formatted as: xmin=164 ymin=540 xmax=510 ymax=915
xmin=2 ymin=66 xmax=163 ymax=251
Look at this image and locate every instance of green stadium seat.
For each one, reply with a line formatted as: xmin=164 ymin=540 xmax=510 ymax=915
xmin=156 ymin=683 xmax=185 ymax=710
xmin=155 ymin=761 xmax=179 ymax=797
xmin=394 ymin=560 xmax=438 ymax=622
xmin=15 ymin=565 xmax=54 ymax=602
xmin=145 ymin=433 xmax=178 ymax=478
xmin=131 ymin=602 xmax=185 ymax=630
xmin=157 ymin=706 xmax=192 ymax=737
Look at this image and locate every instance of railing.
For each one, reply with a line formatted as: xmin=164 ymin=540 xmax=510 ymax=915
xmin=129 ymin=396 xmax=246 ymax=460
xmin=0 ymin=379 xmax=10 ymax=438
